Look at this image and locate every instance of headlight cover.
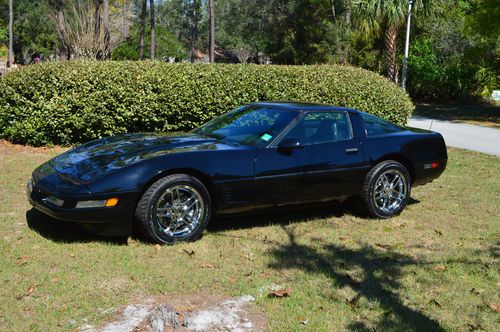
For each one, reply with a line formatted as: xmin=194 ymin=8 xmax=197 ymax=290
xmin=43 ymin=195 xmax=64 ymax=207
xmin=75 ymin=198 xmax=118 ymax=209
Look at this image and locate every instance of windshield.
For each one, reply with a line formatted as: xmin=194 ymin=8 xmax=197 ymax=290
xmin=193 ymin=106 xmax=298 ymax=146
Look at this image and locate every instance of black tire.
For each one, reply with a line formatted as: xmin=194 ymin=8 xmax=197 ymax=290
xmin=135 ymin=174 xmax=212 ymax=244
xmin=359 ymin=160 xmax=411 ymax=219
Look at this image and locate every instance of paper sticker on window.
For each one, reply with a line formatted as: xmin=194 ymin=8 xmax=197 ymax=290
xmin=261 ymin=133 xmax=273 ymax=141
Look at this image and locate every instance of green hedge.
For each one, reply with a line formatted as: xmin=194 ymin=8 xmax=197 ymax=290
xmin=0 ymin=61 xmax=414 ymax=146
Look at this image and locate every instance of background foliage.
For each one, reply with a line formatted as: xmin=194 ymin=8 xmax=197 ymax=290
xmin=0 ymin=0 xmax=498 ymax=102
xmin=0 ymin=61 xmax=413 ymax=146
xmin=112 ymin=23 xmax=186 ymax=60
xmin=406 ymin=0 xmax=499 ymax=101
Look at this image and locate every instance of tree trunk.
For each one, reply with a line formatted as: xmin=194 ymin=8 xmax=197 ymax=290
xmin=139 ymin=0 xmax=147 ymax=60
xmin=209 ymin=0 xmax=215 ymax=63
xmin=122 ymin=1 xmax=129 ymax=38
xmin=342 ymin=0 xmax=351 ymax=64
xmin=149 ymin=0 xmax=155 ymax=60
xmin=94 ymin=0 xmax=102 ymax=58
xmin=331 ymin=0 xmax=336 ymax=23
xmin=189 ymin=0 xmax=200 ymax=63
xmin=8 ymin=0 xmax=13 ymax=66
xmin=384 ymin=24 xmax=399 ymax=83
xmin=103 ymin=0 xmax=110 ymax=59
xmin=55 ymin=0 xmax=68 ymax=61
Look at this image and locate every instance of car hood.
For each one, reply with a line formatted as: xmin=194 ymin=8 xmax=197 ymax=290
xmin=49 ymin=133 xmax=221 ymax=182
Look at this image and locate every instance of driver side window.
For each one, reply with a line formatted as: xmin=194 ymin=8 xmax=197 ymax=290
xmin=281 ymin=111 xmax=352 ymax=145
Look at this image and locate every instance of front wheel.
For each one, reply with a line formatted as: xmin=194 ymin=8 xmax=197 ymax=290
xmin=135 ymin=174 xmax=211 ymax=244
xmin=360 ymin=160 xmax=411 ymax=218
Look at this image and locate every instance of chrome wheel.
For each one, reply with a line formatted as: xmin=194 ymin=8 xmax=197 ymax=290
xmin=372 ymin=169 xmax=407 ymax=214
xmin=154 ymin=185 xmax=205 ymax=238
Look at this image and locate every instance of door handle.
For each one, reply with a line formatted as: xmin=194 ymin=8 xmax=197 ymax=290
xmin=345 ymin=148 xmax=358 ymax=154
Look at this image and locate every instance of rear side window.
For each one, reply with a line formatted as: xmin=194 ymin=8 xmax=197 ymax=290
xmin=361 ymin=113 xmax=402 ymax=136
xmin=281 ymin=111 xmax=353 ymax=145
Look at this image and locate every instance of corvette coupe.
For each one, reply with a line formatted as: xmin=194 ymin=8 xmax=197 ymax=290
xmin=28 ymin=102 xmax=447 ymax=244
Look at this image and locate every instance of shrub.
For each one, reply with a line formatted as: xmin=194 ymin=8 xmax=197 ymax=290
xmin=0 ymin=61 xmax=414 ymax=146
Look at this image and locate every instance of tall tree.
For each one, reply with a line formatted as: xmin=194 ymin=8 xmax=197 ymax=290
xmin=8 ymin=0 xmax=13 ymax=66
xmin=122 ymin=0 xmax=129 ymax=37
xmin=354 ymin=0 xmax=404 ymax=82
xmin=139 ymin=0 xmax=146 ymax=59
xmin=189 ymin=0 xmax=200 ymax=63
xmin=331 ymin=0 xmax=336 ymax=23
xmin=149 ymin=0 xmax=155 ymax=60
xmin=54 ymin=0 xmax=68 ymax=61
xmin=343 ymin=0 xmax=351 ymax=64
xmin=94 ymin=0 xmax=103 ymax=56
xmin=103 ymin=0 xmax=110 ymax=59
xmin=353 ymin=0 xmax=434 ymax=82
xmin=209 ymin=0 xmax=215 ymax=63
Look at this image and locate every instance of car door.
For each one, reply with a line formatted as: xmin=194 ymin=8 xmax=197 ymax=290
xmin=254 ymin=111 xmax=366 ymax=208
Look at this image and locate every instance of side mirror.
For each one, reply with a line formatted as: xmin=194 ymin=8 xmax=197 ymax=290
xmin=277 ymin=138 xmax=303 ymax=154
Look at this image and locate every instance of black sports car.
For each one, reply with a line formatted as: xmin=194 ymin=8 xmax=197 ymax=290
xmin=28 ymin=102 xmax=447 ymax=244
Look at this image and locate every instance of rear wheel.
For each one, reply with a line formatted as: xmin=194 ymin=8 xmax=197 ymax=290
xmin=135 ymin=174 xmax=211 ymax=244
xmin=360 ymin=160 xmax=411 ymax=218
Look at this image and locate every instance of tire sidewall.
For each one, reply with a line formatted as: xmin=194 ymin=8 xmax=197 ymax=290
xmin=367 ymin=162 xmax=411 ymax=218
xmin=146 ymin=176 xmax=211 ymax=244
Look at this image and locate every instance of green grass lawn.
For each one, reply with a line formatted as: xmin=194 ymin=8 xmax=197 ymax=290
xmin=415 ymin=104 xmax=500 ymax=129
xmin=0 ymin=141 xmax=499 ymax=331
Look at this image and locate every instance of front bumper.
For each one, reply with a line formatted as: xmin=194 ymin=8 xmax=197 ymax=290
xmin=28 ymin=180 xmax=139 ymax=236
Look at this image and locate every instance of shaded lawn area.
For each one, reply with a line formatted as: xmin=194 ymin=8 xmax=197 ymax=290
xmin=415 ymin=104 xmax=500 ymax=129
xmin=0 ymin=140 xmax=499 ymax=331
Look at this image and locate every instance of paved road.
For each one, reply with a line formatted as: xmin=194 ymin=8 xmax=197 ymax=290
xmin=408 ymin=116 xmax=500 ymax=157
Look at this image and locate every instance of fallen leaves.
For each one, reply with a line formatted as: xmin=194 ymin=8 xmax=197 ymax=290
xmin=268 ymin=288 xmax=292 ymax=298
xmin=347 ymin=294 xmax=361 ymax=309
xmin=374 ymin=243 xmax=392 ymax=250
xmin=181 ymin=249 xmax=195 ymax=257
xmin=201 ymin=263 xmax=216 ymax=270
xmin=127 ymin=237 xmax=139 ymax=246
xmin=428 ymin=299 xmax=442 ymax=307
xmin=15 ymin=256 xmax=29 ymax=266
xmin=470 ymin=288 xmax=484 ymax=295
xmin=465 ymin=323 xmax=484 ymax=331
xmin=488 ymin=303 xmax=500 ymax=313
xmin=15 ymin=285 xmax=35 ymax=300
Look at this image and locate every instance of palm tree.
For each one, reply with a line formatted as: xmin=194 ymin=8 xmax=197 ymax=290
xmin=8 ymin=0 xmax=14 ymax=67
xmin=353 ymin=0 xmax=431 ymax=83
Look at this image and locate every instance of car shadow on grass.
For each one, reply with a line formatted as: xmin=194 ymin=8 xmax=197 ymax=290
xmin=209 ymin=197 xmax=421 ymax=233
xmin=26 ymin=196 xmax=421 ymax=245
xmin=209 ymin=201 xmax=346 ymax=233
xmin=26 ymin=208 xmax=128 ymax=245
xmin=267 ymin=226 xmax=444 ymax=331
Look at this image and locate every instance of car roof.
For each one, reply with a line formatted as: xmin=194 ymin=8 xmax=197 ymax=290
xmin=248 ymin=101 xmax=360 ymax=113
